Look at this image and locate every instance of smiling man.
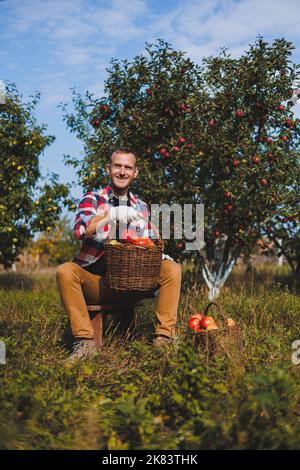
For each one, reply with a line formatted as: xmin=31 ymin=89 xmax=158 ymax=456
xmin=56 ymin=148 xmax=182 ymax=362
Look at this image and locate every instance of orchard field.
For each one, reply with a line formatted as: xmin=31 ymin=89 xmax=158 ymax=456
xmin=0 ymin=264 xmax=300 ymax=450
xmin=1 ymin=36 xmax=299 ymax=451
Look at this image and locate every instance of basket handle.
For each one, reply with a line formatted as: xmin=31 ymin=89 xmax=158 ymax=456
xmin=203 ymin=301 xmax=229 ymax=329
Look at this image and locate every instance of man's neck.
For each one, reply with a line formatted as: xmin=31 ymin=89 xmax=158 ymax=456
xmin=111 ymin=184 xmax=129 ymax=199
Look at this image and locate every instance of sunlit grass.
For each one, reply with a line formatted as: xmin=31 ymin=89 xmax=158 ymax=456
xmin=0 ymin=265 xmax=300 ymax=450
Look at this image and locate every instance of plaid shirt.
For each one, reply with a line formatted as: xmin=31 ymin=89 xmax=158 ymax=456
xmin=72 ymin=185 xmax=153 ymax=268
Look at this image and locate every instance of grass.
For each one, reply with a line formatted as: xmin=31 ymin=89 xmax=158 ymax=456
xmin=0 ymin=264 xmax=300 ymax=450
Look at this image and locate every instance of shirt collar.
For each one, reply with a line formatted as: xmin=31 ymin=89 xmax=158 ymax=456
xmin=104 ymin=185 xmax=138 ymax=207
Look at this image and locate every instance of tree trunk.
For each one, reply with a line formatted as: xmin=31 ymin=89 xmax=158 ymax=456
xmin=197 ymin=240 xmax=242 ymax=300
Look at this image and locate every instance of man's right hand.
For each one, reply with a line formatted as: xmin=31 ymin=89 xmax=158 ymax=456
xmin=109 ymin=206 xmax=140 ymax=224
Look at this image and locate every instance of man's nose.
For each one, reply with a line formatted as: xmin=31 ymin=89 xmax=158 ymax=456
xmin=120 ymin=167 xmax=125 ymax=175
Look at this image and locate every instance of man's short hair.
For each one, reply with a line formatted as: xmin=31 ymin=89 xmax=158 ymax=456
xmin=110 ymin=147 xmax=137 ymax=165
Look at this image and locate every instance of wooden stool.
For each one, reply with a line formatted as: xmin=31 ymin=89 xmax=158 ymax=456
xmin=87 ymin=304 xmax=137 ymax=348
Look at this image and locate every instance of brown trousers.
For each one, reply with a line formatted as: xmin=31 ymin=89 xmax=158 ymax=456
xmin=56 ymin=259 xmax=181 ymax=339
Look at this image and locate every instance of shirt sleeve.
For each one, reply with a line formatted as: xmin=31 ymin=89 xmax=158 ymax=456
xmin=73 ymin=192 xmax=98 ymax=241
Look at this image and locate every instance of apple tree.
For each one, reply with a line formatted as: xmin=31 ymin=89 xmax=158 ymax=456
xmin=0 ymin=82 xmax=72 ymax=268
xmin=262 ymin=195 xmax=300 ymax=286
xmin=60 ymin=38 xmax=300 ymax=299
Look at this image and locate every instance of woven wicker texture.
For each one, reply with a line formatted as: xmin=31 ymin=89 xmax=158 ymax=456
xmin=195 ymin=301 xmax=243 ymax=358
xmin=104 ymin=238 xmax=164 ymax=291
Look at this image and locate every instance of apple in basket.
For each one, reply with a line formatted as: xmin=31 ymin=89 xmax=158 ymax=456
xmin=119 ymin=228 xmax=139 ymax=243
xmin=108 ymin=240 xmax=121 ymax=246
xmin=188 ymin=312 xmax=204 ymax=332
xmin=133 ymin=237 xmax=155 ymax=248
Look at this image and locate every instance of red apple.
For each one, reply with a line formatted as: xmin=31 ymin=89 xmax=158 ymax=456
xmin=236 ymin=109 xmax=245 ymax=118
xmin=188 ymin=316 xmax=201 ymax=332
xmin=233 ymin=159 xmax=239 ymax=168
xmin=146 ymin=88 xmax=153 ymax=96
xmin=224 ymin=191 xmax=233 ymax=199
xmin=266 ymin=137 xmax=273 ymax=144
xmin=277 ymin=105 xmax=285 ymax=111
xmin=281 ymin=135 xmax=289 ymax=141
xmin=176 ymin=241 xmax=185 ymax=250
xmin=208 ymin=119 xmax=215 ymax=127
xmin=260 ymin=178 xmax=268 ymax=186
xmin=173 ymin=146 xmax=180 ymax=152
xmin=190 ymin=312 xmax=204 ymax=321
xmin=200 ymin=316 xmax=216 ymax=329
xmin=252 ymin=155 xmax=260 ymax=165
xmin=224 ymin=204 xmax=233 ymax=214
xmin=286 ymin=119 xmax=293 ymax=127
xmin=160 ymin=148 xmax=167 ymax=155
xmin=179 ymin=137 xmax=186 ymax=144
xmin=119 ymin=228 xmax=138 ymax=243
xmin=92 ymin=119 xmax=100 ymax=127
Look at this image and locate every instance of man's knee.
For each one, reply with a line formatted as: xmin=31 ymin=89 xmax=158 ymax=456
xmin=56 ymin=261 xmax=78 ymax=281
xmin=161 ymin=259 xmax=182 ymax=280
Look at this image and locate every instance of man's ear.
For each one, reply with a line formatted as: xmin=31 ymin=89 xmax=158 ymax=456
xmin=105 ymin=163 xmax=110 ymax=174
xmin=133 ymin=166 xmax=139 ymax=179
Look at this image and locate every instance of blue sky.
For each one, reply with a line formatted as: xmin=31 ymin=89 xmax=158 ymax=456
xmin=1 ymin=0 xmax=300 ymax=204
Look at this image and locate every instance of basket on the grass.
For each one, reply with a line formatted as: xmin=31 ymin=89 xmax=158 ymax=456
xmin=194 ymin=301 xmax=243 ymax=358
xmin=104 ymin=238 xmax=164 ymax=291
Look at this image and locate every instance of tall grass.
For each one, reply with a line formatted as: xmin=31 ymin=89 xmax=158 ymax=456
xmin=0 ymin=264 xmax=300 ymax=450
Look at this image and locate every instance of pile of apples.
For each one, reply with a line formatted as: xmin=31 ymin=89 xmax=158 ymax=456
xmin=188 ymin=312 xmax=236 ymax=333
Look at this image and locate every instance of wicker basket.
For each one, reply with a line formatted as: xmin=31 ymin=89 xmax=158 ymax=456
xmin=194 ymin=301 xmax=243 ymax=359
xmin=104 ymin=238 xmax=164 ymax=291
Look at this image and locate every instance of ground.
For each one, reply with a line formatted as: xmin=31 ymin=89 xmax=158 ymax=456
xmin=0 ymin=264 xmax=300 ymax=450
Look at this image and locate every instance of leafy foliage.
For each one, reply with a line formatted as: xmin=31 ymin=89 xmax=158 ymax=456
xmin=60 ymin=38 xmax=300 ymax=287
xmin=27 ymin=217 xmax=81 ymax=266
xmin=0 ymin=82 xmax=72 ymax=267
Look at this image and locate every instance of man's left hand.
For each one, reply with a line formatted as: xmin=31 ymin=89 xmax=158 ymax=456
xmin=162 ymin=254 xmax=174 ymax=261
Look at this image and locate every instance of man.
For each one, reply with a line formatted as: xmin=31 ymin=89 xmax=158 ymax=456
xmin=56 ymin=148 xmax=182 ymax=361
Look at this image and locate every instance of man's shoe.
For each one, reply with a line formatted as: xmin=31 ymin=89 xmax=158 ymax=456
xmin=152 ymin=335 xmax=172 ymax=348
xmin=66 ymin=339 xmax=97 ymax=364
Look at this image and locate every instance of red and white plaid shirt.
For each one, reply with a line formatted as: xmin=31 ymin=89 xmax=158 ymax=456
xmin=72 ymin=185 xmax=153 ymax=268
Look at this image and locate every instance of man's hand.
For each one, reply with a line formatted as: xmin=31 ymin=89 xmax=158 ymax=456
xmin=85 ymin=211 xmax=109 ymax=237
xmin=109 ymin=206 xmax=140 ymax=224
xmin=162 ymin=254 xmax=174 ymax=261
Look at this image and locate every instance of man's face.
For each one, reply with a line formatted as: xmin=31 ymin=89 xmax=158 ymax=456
xmin=106 ymin=152 xmax=139 ymax=191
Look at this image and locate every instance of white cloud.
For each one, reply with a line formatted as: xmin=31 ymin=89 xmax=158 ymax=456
xmin=3 ymin=0 xmax=300 ymax=110
xmin=147 ymin=0 xmax=300 ymax=62
xmin=3 ymin=0 xmax=148 ymax=69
